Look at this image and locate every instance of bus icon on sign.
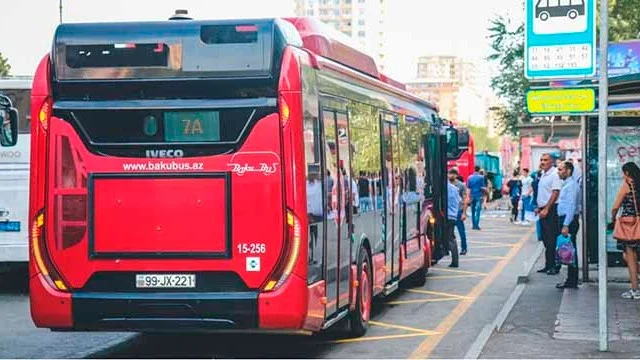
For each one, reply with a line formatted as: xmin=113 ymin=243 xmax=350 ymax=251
xmin=533 ymin=0 xmax=587 ymax=34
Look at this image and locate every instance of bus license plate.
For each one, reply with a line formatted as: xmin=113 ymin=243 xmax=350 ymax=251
xmin=135 ymin=274 xmax=196 ymax=288
xmin=0 ymin=221 xmax=20 ymax=232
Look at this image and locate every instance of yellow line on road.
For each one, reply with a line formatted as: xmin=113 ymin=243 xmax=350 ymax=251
xmin=409 ymin=227 xmax=533 ymax=359
xmin=469 ymin=244 xmax=514 ymax=249
xmin=369 ymin=321 xmax=441 ymax=335
xmin=465 ymin=254 xmax=507 ymax=260
xmin=431 ymin=267 xmax=489 ymax=276
xmin=407 ymin=289 xmax=468 ymax=298
xmin=427 ymin=274 xmax=486 ymax=279
xmin=387 ymin=297 xmax=472 ymax=305
xmin=469 ymin=240 xmax=516 ymax=247
xmin=330 ymin=333 xmax=430 ymax=344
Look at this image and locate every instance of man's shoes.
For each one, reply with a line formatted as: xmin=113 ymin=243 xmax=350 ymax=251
xmin=547 ymin=268 xmax=559 ymax=275
xmin=537 ymin=268 xmax=548 ymax=273
xmin=556 ymin=282 xmax=578 ymax=289
xmin=449 ymin=263 xmax=459 ymax=268
xmin=460 ymin=249 xmax=467 ymax=255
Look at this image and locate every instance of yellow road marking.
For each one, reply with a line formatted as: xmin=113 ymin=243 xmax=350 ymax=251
xmin=409 ymin=227 xmax=533 ymax=359
xmin=431 ymin=267 xmax=488 ymax=276
xmin=461 ymin=257 xmax=504 ymax=262
xmin=427 ymin=274 xmax=486 ymax=279
xmin=469 ymin=240 xmax=516 ymax=247
xmin=387 ymin=297 xmax=472 ymax=305
xmin=469 ymin=244 xmax=514 ymax=249
xmin=330 ymin=333 xmax=431 ymax=344
xmin=465 ymin=254 xmax=507 ymax=260
xmin=407 ymin=289 xmax=468 ymax=298
xmin=369 ymin=321 xmax=440 ymax=335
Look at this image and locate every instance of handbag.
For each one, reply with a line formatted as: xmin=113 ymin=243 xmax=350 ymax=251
xmin=613 ymin=181 xmax=640 ymax=241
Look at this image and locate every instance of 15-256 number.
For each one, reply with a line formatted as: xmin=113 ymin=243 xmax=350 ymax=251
xmin=237 ymin=243 xmax=266 ymax=254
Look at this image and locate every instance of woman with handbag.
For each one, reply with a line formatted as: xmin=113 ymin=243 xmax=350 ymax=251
xmin=611 ymin=162 xmax=640 ymax=299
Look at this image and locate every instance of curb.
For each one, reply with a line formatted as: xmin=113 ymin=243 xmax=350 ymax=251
xmin=464 ymin=241 xmax=544 ymax=359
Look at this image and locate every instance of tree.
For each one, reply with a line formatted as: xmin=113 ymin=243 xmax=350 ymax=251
xmin=486 ymin=1 xmax=640 ymax=137
xmin=0 ymin=52 xmax=10 ymax=76
xmin=467 ymin=124 xmax=499 ymax=153
xmin=487 ymin=15 xmax=528 ymax=137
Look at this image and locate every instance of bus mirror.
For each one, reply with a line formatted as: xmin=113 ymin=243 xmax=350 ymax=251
xmin=0 ymin=95 xmax=18 ymax=147
xmin=457 ymin=127 xmax=470 ymax=150
xmin=445 ymin=127 xmax=459 ymax=159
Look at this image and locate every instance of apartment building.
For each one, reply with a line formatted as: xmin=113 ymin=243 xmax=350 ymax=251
xmin=294 ymin=0 xmax=388 ymax=71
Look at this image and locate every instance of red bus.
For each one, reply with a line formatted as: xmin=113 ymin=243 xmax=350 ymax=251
xmin=29 ymin=16 xmax=462 ymax=336
xmin=446 ymin=124 xmax=474 ymax=181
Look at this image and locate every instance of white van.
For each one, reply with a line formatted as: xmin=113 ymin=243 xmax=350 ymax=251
xmin=0 ymin=77 xmax=32 ymax=268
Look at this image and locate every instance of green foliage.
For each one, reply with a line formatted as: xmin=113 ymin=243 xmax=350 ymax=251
xmin=0 ymin=52 xmax=10 ymax=76
xmin=601 ymin=0 xmax=640 ymax=42
xmin=487 ymin=15 xmax=529 ymax=137
xmin=467 ymin=124 xmax=499 ymax=153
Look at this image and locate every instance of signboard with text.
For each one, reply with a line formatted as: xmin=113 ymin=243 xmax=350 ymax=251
xmin=525 ymin=0 xmax=596 ymax=79
xmin=526 ymin=87 xmax=595 ymax=114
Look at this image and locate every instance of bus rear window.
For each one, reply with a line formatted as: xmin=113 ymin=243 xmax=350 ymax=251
xmin=66 ymin=43 xmax=169 ymax=69
xmin=200 ymin=24 xmax=258 ymax=44
xmin=62 ymin=107 xmax=273 ymax=145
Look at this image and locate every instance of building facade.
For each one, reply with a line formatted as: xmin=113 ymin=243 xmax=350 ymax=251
xmin=407 ymin=55 xmax=486 ymax=127
xmin=294 ymin=0 xmax=388 ymax=71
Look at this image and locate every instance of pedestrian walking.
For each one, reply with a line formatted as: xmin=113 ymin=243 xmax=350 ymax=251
xmin=449 ymin=168 xmax=468 ymax=255
xmin=535 ymin=153 xmax=563 ymax=275
xmin=519 ymin=168 xmax=533 ymax=225
xmin=506 ymin=170 xmax=523 ymax=224
xmin=611 ymin=161 xmax=640 ymax=299
xmin=556 ymin=161 xmax=580 ymax=289
xmin=467 ymin=166 xmax=486 ymax=230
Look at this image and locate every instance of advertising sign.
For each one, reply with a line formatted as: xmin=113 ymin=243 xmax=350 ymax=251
xmin=606 ymin=126 xmax=640 ymax=252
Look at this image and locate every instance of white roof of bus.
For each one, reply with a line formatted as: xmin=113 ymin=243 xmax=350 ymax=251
xmin=0 ymin=76 xmax=33 ymax=89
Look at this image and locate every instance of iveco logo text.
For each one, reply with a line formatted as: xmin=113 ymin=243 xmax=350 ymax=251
xmin=145 ymin=149 xmax=184 ymax=158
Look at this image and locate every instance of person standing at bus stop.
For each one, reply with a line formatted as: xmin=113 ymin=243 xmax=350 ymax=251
xmin=535 ymin=153 xmax=563 ymax=275
xmin=467 ymin=166 xmax=486 ymax=230
xmin=556 ymin=161 xmax=580 ymax=289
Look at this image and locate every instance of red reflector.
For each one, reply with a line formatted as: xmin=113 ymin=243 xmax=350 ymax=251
xmin=236 ymin=25 xmax=257 ymax=32
xmin=153 ymin=43 xmax=164 ymax=53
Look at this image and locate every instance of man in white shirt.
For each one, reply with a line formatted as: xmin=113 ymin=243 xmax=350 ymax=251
xmin=535 ymin=153 xmax=564 ymax=275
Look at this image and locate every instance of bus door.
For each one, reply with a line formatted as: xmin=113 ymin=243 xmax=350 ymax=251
xmin=424 ymin=132 xmax=447 ymax=260
xmin=321 ymin=106 xmax=353 ymax=316
xmin=381 ymin=113 xmax=400 ymax=283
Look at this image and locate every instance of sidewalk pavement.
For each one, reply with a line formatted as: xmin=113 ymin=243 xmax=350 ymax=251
xmin=480 ymin=249 xmax=640 ymax=358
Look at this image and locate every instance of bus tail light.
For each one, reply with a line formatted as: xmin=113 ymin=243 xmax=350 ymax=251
xmin=38 ymin=97 xmax=52 ymax=131
xmin=31 ymin=211 xmax=68 ymax=292
xmin=54 ymin=135 xmax=88 ymax=250
xmin=263 ymin=209 xmax=301 ymax=292
xmin=279 ymin=95 xmax=290 ymax=127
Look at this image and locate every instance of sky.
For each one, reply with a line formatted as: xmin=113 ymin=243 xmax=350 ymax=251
xmin=0 ymin=0 xmax=524 ymax=88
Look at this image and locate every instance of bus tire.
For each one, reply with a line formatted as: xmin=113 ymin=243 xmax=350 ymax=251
xmin=349 ymin=246 xmax=372 ymax=337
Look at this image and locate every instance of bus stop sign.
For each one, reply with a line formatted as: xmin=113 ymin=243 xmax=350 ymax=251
xmin=525 ymin=0 xmax=596 ymax=79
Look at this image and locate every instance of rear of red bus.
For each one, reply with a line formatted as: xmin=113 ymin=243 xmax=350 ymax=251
xmin=29 ymin=19 xmax=313 ymax=333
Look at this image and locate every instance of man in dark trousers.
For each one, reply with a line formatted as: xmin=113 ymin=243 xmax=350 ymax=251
xmin=556 ymin=160 xmax=580 ymax=288
xmin=535 ymin=153 xmax=563 ymax=275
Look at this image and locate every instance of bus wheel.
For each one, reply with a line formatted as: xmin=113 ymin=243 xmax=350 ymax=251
xmin=349 ymin=246 xmax=372 ymax=337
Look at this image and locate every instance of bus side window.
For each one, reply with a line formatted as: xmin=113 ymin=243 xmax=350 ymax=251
xmin=301 ymin=64 xmax=324 ymax=284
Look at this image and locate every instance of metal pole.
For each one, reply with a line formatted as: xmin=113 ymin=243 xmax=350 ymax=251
xmin=580 ymin=115 xmax=588 ymax=282
xmin=597 ymin=0 xmax=609 ymax=352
